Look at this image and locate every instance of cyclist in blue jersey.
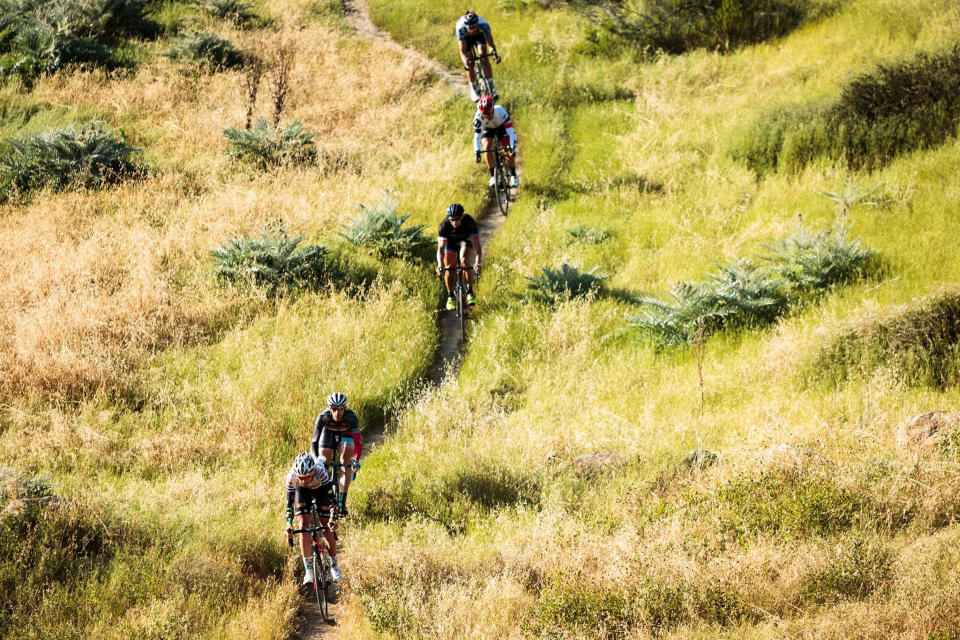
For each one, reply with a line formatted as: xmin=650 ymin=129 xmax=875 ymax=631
xmin=456 ymin=11 xmax=500 ymax=102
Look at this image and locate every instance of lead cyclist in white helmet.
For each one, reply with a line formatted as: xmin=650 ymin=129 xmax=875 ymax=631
xmin=456 ymin=11 xmax=500 ymax=102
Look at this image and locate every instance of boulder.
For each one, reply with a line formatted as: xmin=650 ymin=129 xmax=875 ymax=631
xmin=896 ymin=411 xmax=960 ymax=459
xmin=575 ymin=452 xmax=621 ymax=472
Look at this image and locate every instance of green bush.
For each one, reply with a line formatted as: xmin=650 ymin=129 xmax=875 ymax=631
xmin=163 ymin=31 xmax=245 ymax=70
xmin=763 ymin=222 xmax=877 ymax=295
xmin=801 ymin=538 xmax=892 ymax=604
xmin=210 ymin=220 xmax=334 ymax=294
xmin=567 ymin=0 xmax=824 ymax=55
xmin=222 ymin=117 xmax=316 ymax=169
xmin=356 ymin=456 xmax=541 ymax=534
xmin=713 ymin=470 xmax=864 ymax=541
xmin=567 ymin=223 xmax=610 ymax=244
xmin=632 ymin=218 xmax=878 ymax=346
xmin=521 ymin=575 xmax=752 ymax=638
xmin=338 ymin=192 xmax=432 ymax=259
xmin=804 ymin=293 xmax=960 ymax=389
xmin=729 ymin=43 xmax=960 ymax=174
xmin=526 ymin=264 xmax=607 ymax=305
xmin=0 ymin=0 xmax=157 ymax=84
xmin=0 ymin=120 xmax=139 ymax=198
xmin=632 ymin=259 xmax=786 ymax=346
xmin=196 ymin=0 xmax=257 ymax=24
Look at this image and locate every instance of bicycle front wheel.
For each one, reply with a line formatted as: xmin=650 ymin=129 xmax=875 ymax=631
xmin=494 ymin=163 xmax=510 ymax=215
xmin=315 ymin=550 xmax=329 ymax=621
xmin=457 ymin=281 xmax=467 ymax=342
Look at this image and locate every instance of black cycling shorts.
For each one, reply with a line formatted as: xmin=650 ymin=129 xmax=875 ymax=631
xmin=318 ymin=427 xmax=356 ymax=452
xmin=465 ymin=33 xmax=488 ymax=52
xmin=480 ymin=125 xmax=508 ymax=141
xmin=293 ymin=482 xmax=336 ymax=517
xmin=443 ymin=238 xmax=474 ymax=254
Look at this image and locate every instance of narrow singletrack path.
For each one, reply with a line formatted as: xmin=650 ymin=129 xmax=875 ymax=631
xmin=293 ymin=3 xmax=516 ymax=636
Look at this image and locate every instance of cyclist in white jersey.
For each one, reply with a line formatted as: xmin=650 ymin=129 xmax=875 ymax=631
xmin=474 ymin=95 xmax=519 ymax=188
xmin=284 ymin=452 xmax=342 ymax=585
xmin=456 ymin=11 xmax=500 ymax=102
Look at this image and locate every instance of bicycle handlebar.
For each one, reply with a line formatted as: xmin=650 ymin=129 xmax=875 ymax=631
xmin=467 ymin=53 xmax=497 ymax=61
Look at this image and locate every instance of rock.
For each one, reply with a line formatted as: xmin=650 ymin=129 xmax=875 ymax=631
xmin=896 ymin=411 xmax=960 ymax=459
xmin=2 ymin=499 xmax=26 ymax=518
xmin=575 ymin=452 xmax=621 ymax=472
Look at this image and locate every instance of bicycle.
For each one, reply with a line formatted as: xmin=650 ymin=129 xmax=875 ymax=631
xmin=288 ymin=502 xmax=339 ymax=623
xmin=440 ymin=264 xmax=475 ymax=342
xmin=479 ymin=144 xmax=514 ymax=215
xmin=467 ymin=50 xmax=497 ymax=99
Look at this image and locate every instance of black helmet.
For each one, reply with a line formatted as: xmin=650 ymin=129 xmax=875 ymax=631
xmin=464 ymin=11 xmax=479 ymax=27
xmin=446 ymin=203 xmax=464 ymax=219
xmin=327 ymin=392 xmax=347 ymax=409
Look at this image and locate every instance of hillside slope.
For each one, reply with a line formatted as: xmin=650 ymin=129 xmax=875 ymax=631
xmin=338 ymin=0 xmax=960 ymax=637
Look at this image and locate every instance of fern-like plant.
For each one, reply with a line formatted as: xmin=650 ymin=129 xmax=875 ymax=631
xmin=338 ymin=192 xmax=430 ymax=259
xmin=763 ymin=223 xmax=877 ymax=294
xmin=164 ymin=32 xmax=245 ymax=70
xmin=0 ymin=120 xmax=139 ymax=198
xmin=210 ymin=220 xmax=332 ymax=294
xmin=526 ymin=264 xmax=607 ymax=305
xmin=223 ymin=117 xmax=317 ymax=169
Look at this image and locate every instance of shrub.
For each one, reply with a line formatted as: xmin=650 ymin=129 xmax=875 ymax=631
xmin=222 ymin=117 xmax=316 ymax=168
xmin=526 ymin=264 xmax=607 ymax=305
xmin=210 ymin=220 xmax=334 ymax=294
xmin=567 ymin=223 xmax=610 ymax=244
xmin=631 ymin=259 xmax=786 ymax=346
xmin=729 ymin=43 xmax=960 ymax=173
xmin=632 ymin=219 xmax=878 ymax=346
xmin=762 ymin=222 xmax=877 ymax=295
xmin=567 ymin=0 xmax=822 ymax=55
xmin=713 ymin=470 xmax=865 ymax=541
xmin=338 ymin=192 xmax=431 ymax=259
xmin=163 ymin=32 xmax=245 ymax=70
xmin=0 ymin=120 xmax=139 ymax=198
xmin=0 ymin=0 xmax=156 ymax=84
xmin=196 ymin=0 xmax=257 ymax=24
xmin=801 ymin=538 xmax=892 ymax=604
xmin=804 ymin=292 xmax=960 ymax=389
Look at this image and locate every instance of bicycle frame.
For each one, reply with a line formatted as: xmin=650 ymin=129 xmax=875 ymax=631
xmin=479 ymin=145 xmax=514 ymax=214
xmin=440 ymin=265 xmax=474 ymax=341
xmin=288 ymin=504 xmax=339 ymax=621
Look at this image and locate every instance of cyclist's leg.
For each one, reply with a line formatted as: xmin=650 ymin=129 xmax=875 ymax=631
xmin=464 ymin=42 xmax=478 ymax=84
xmin=477 ymin=42 xmax=493 ymax=80
xmin=481 ymin=135 xmax=495 ymax=171
xmin=337 ymin=437 xmax=355 ymax=501
xmin=443 ymin=245 xmax=459 ymax=292
xmin=460 ymin=243 xmax=475 ymax=287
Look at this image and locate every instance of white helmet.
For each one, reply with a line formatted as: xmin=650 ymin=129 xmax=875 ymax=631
xmin=293 ymin=452 xmax=317 ymax=477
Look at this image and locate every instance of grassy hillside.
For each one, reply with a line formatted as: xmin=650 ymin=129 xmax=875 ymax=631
xmin=337 ymin=0 xmax=960 ymax=637
xmin=0 ymin=0 xmax=478 ymax=636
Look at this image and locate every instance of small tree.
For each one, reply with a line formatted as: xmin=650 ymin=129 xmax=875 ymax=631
xmin=222 ymin=117 xmax=316 ymax=169
xmin=526 ymin=264 xmax=607 ymax=305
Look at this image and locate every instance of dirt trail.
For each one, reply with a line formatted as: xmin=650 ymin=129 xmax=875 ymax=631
xmin=293 ymin=2 xmax=513 ymax=636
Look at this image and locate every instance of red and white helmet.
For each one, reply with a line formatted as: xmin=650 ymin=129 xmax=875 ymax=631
xmin=478 ymin=95 xmax=495 ymax=116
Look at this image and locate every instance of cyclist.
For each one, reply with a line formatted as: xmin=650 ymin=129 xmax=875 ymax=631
xmin=455 ymin=10 xmax=500 ymax=102
xmin=284 ymin=452 xmax=342 ymax=585
xmin=474 ymin=95 xmax=519 ymax=189
xmin=436 ymin=203 xmax=482 ymax=310
xmin=311 ymin=392 xmax=361 ymax=516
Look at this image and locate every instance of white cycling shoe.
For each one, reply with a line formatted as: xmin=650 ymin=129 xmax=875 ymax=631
xmin=329 ymin=566 xmax=343 ymax=582
xmin=302 ymin=568 xmax=315 ymax=586
xmin=509 ymin=175 xmax=520 ymax=188
xmin=488 ymin=176 xmax=496 ymax=187
xmin=469 ymin=85 xmax=479 ymax=102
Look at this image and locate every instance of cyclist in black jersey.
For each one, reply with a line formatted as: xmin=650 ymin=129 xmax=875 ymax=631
xmin=311 ymin=392 xmax=361 ymax=515
xmin=436 ymin=203 xmax=482 ymax=310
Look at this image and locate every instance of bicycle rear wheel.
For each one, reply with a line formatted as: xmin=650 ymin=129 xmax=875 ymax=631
xmin=314 ymin=550 xmax=329 ymax=621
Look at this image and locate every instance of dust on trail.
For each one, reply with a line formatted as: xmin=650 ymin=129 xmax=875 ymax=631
xmin=293 ymin=1 xmax=514 ymax=636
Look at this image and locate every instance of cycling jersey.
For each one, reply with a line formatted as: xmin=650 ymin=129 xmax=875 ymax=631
xmin=455 ymin=15 xmax=492 ymax=43
xmin=473 ymin=105 xmax=516 ymax=153
xmin=438 ymin=215 xmax=480 ymax=252
xmin=312 ymin=408 xmax=363 ymax=460
xmin=285 ymin=462 xmax=331 ymax=512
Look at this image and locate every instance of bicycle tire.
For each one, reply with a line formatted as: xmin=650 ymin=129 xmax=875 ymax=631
xmin=312 ymin=512 xmax=330 ymax=622
xmin=494 ymin=162 xmax=509 ymax=216
xmin=457 ymin=276 xmax=466 ymax=342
